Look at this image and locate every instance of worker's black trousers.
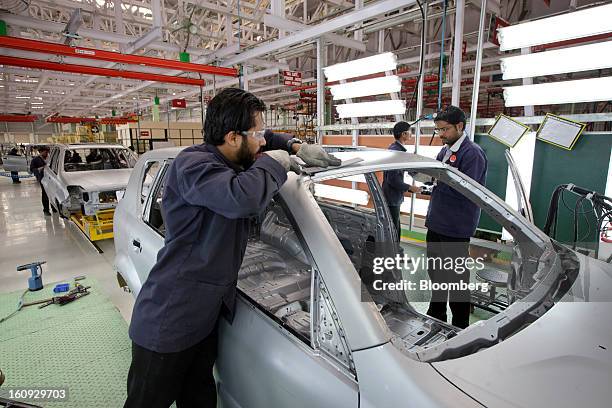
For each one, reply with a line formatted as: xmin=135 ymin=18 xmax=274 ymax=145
xmin=40 ymin=184 xmax=50 ymax=213
xmin=426 ymin=230 xmax=471 ymax=329
xmin=124 ymin=326 xmax=218 ymax=408
xmin=388 ymin=205 xmax=402 ymax=242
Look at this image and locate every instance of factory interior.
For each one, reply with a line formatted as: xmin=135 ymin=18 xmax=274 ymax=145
xmin=1 ymin=0 xmax=612 ymax=407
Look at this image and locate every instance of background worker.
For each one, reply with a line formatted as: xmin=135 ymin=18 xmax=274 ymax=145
xmin=425 ymin=105 xmax=488 ymax=329
xmin=124 ymin=88 xmax=339 ymax=408
xmin=29 ymin=146 xmax=52 ymax=216
xmin=7 ymin=147 xmax=21 ymax=184
xmin=382 ymin=121 xmax=415 ymax=242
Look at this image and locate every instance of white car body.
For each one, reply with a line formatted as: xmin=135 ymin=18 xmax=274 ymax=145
xmin=42 ymin=143 xmax=136 ymax=217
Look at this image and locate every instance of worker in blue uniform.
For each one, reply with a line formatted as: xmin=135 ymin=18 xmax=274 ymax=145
xmin=425 ymin=105 xmax=488 ymax=329
xmin=124 ymin=88 xmax=340 ymax=408
xmin=382 ymin=121 xmax=414 ymax=241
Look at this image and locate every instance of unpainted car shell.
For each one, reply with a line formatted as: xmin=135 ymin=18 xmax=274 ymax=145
xmin=42 ymin=144 xmax=132 ymax=216
xmin=115 ymin=147 xmax=612 ymax=408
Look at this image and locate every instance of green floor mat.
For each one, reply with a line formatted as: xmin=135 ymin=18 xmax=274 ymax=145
xmin=0 ymin=278 xmax=130 ymax=407
xmin=401 ymin=229 xmax=426 ymax=242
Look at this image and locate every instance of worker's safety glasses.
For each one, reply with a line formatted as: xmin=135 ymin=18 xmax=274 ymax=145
xmin=239 ymin=130 xmax=266 ymax=141
xmin=433 ymin=125 xmax=456 ymax=134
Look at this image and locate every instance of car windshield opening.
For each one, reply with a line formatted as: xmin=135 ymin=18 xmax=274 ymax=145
xmin=311 ymin=166 xmax=578 ymax=361
xmin=64 ymin=148 xmax=137 ymax=172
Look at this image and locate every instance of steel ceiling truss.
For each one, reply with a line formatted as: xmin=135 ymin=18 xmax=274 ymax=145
xmin=1 ymin=0 xmax=606 ymax=118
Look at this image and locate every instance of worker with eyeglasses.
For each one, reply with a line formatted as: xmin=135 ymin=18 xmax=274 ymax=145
xmin=124 ymin=87 xmax=340 ymax=408
xmin=424 ymin=105 xmax=488 ymax=329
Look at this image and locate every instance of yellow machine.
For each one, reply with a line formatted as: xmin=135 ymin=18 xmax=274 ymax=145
xmin=70 ymin=209 xmax=115 ymax=241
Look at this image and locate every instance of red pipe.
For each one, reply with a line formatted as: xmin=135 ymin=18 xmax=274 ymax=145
xmin=0 ymin=36 xmax=237 ymax=77
xmin=47 ymin=116 xmax=97 ymax=123
xmin=0 ymin=56 xmax=205 ymax=86
xmin=0 ymin=115 xmax=37 ymax=122
xmin=532 ymin=32 xmax=612 ymax=52
xmin=100 ymin=117 xmax=138 ymax=124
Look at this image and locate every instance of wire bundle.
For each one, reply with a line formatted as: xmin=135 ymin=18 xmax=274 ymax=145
xmin=543 ymin=184 xmax=612 ymax=261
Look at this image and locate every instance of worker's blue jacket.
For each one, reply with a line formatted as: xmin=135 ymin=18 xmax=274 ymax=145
xmin=382 ymin=140 xmax=411 ymax=206
xmin=425 ymin=135 xmax=488 ymax=239
xmin=129 ymin=132 xmax=291 ymax=353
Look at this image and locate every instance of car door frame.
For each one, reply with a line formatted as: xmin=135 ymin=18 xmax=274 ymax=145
xmin=131 ymin=159 xmax=169 ymax=290
xmin=42 ymin=147 xmax=65 ymax=210
xmin=216 ymin=196 xmax=360 ymax=408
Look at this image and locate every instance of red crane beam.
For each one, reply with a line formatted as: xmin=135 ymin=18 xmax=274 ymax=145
xmin=0 ymin=56 xmax=205 ymax=86
xmin=0 ymin=115 xmax=37 ymax=122
xmin=0 ymin=36 xmax=237 ymax=77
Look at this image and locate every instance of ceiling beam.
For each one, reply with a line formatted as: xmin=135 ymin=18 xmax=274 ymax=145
xmin=263 ymin=14 xmax=366 ymax=52
xmin=223 ymin=0 xmax=415 ymax=65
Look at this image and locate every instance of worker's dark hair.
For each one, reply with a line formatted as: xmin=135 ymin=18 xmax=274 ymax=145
xmin=204 ymin=88 xmax=266 ymax=145
xmin=393 ymin=121 xmax=411 ymax=140
xmin=434 ymin=105 xmax=466 ymax=129
xmin=38 ymin=145 xmax=50 ymax=153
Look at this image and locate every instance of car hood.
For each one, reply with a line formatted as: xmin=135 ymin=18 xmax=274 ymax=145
xmin=61 ymin=169 xmax=132 ymax=191
xmin=432 ymin=253 xmax=612 ymax=408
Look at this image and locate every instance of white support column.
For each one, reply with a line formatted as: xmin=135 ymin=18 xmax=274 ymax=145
xmin=410 ymin=0 xmax=428 ymax=232
xmin=451 ymin=0 xmax=464 ymax=106
xmin=226 ymin=15 xmax=234 ymax=45
xmin=243 ymin=66 xmax=250 ymax=91
xmin=500 ymin=46 xmax=537 ymax=242
xmin=151 ymin=0 xmax=163 ymax=28
xmin=520 ymin=47 xmax=534 ymax=117
xmin=303 ymin=0 xmax=308 ymax=23
xmin=271 ymin=0 xmax=287 ymax=38
xmin=468 ymin=0 xmax=487 ymax=141
xmin=316 ymin=38 xmax=326 ymax=144
xmin=354 ymin=0 xmax=364 ymax=43
xmin=114 ymin=0 xmax=126 ymax=52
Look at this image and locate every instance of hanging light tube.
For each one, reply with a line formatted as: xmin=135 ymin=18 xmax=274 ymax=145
xmin=323 ymin=52 xmax=397 ymax=82
xmin=329 ymin=76 xmax=402 ymax=100
xmin=336 ymin=100 xmax=406 ymax=118
xmin=500 ymin=41 xmax=612 ymax=80
xmin=503 ymin=76 xmax=612 ymax=107
xmin=497 ymin=3 xmax=612 ymax=51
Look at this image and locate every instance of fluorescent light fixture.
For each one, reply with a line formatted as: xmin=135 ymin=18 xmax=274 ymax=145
xmin=31 ymin=102 xmax=43 ymax=105
xmin=501 ymin=41 xmax=612 ymax=79
xmin=323 ymin=52 xmax=397 ymax=82
xmin=314 ymin=184 xmax=369 ymax=206
xmin=336 ymin=100 xmax=405 ymax=118
xmin=330 ymin=76 xmax=401 ymax=100
xmin=15 ymin=96 xmax=30 ymax=99
xmin=503 ymin=76 xmax=612 ymax=107
xmin=498 ymin=3 xmax=612 ymax=51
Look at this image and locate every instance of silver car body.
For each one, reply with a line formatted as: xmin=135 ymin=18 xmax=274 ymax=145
xmin=1 ymin=154 xmax=30 ymax=173
xmin=114 ymin=147 xmax=612 ymax=408
xmin=42 ymin=143 xmax=135 ymax=217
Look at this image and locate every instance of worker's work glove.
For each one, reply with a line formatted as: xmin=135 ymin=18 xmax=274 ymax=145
xmin=263 ymin=150 xmax=290 ymax=171
xmin=289 ymin=157 xmax=303 ymax=174
xmin=296 ymin=144 xmax=341 ymax=168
